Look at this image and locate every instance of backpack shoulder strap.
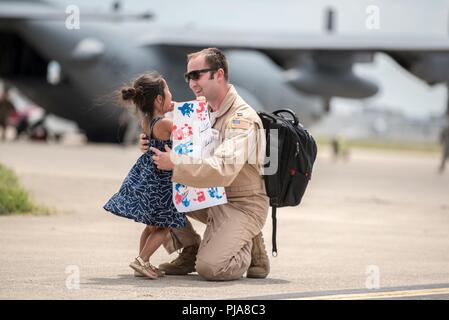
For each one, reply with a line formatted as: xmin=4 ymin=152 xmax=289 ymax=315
xmin=272 ymin=206 xmax=278 ymax=257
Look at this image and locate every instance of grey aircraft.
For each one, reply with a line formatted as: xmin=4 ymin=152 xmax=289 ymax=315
xmin=1 ymin=0 xmax=449 ymax=142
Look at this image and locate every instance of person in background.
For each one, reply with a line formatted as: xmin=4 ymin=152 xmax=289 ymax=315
xmin=438 ymin=119 xmax=449 ymax=174
xmin=0 ymin=88 xmax=16 ymax=141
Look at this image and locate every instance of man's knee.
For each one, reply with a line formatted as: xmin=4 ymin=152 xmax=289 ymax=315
xmin=196 ymin=257 xmax=246 ymax=281
xmin=195 ymin=258 xmax=218 ymax=280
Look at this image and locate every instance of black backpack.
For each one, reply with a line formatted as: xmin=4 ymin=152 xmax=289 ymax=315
xmin=257 ymin=109 xmax=318 ymax=256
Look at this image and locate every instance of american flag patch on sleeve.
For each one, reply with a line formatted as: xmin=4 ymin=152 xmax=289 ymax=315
xmin=230 ymin=117 xmax=251 ymax=129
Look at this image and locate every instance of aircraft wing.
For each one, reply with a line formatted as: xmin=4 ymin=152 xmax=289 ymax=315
xmin=136 ymin=26 xmax=449 ymax=52
xmin=0 ymin=1 xmax=61 ymax=21
xmin=1 ymin=1 xmax=447 ymax=52
xmin=0 ymin=1 xmax=152 ymax=22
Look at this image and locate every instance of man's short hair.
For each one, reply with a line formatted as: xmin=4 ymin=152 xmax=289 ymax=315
xmin=187 ymin=48 xmax=229 ymax=81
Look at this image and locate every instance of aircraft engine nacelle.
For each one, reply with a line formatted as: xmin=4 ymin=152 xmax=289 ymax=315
xmin=286 ymin=51 xmax=379 ymax=99
xmin=389 ymin=52 xmax=449 ymax=85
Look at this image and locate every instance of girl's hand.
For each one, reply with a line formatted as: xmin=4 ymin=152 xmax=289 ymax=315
xmin=139 ymin=133 xmax=149 ymax=153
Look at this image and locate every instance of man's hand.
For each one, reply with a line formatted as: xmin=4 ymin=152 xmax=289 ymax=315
xmin=139 ymin=133 xmax=149 ymax=153
xmin=150 ymin=145 xmax=174 ymax=170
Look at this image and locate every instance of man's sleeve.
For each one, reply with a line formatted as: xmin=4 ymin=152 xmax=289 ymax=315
xmin=172 ymin=116 xmax=259 ymax=188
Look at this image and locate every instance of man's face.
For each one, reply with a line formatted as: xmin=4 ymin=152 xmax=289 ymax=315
xmin=186 ymin=55 xmax=218 ymax=101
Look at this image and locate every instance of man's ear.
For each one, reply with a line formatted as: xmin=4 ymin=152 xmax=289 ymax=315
xmin=216 ymin=68 xmax=225 ymax=81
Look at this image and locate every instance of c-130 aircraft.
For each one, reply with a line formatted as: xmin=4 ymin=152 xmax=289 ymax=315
xmin=1 ymin=0 xmax=449 ymax=142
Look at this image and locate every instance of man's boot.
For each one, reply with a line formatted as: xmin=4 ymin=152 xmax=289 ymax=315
xmin=246 ymin=232 xmax=270 ymax=279
xmin=158 ymin=244 xmax=199 ymax=275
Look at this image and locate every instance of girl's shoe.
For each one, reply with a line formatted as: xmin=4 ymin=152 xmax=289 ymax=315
xmin=129 ymin=257 xmax=158 ymax=279
xmin=134 ymin=267 xmax=164 ymax=277
xmin=134 ymin=270 xmax=145 ymax=277
xmin=152 ymin=266 xmax=165 ymax=277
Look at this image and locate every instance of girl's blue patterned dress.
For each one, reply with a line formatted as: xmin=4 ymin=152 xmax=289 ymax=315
xmin=103 ymin=118 xmax=186 ymax=228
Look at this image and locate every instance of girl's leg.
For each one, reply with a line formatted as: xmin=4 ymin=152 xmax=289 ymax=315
xmin=131 ymin=226 xmax=167 ymax=279
xmin=139 ymin=227 xmax=171 ymax=262
xmin=139 ymin=226 xmax=155 ymax=254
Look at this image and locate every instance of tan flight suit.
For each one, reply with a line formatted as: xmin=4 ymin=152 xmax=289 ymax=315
xmin=166 ymin=85 xmax=269 ymax=281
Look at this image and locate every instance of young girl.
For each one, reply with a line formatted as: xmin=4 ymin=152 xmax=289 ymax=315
xmin=103 ymin=72 xmax=186 ymax=279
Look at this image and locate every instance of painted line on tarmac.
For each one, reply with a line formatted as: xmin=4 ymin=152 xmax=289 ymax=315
xmin=294 ymin=287 xmax=449 ymax=300
xmin=236 ymin=283 xmax=449 ymax=300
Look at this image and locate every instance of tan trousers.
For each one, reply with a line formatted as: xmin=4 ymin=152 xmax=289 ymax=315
xmin=163 ymin=193 xmax=269 ymax=281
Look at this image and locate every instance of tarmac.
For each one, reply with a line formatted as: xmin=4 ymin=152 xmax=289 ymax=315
xmin=0 ymin=141 xmax=448 ymax=300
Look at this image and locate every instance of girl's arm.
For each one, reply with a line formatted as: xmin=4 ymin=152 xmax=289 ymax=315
xmin=152 ymin=118 xmax=173 ymax=141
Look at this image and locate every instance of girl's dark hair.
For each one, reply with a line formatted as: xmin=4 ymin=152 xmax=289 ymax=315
xmin=120 ymin=71 xmax=166 ymax=134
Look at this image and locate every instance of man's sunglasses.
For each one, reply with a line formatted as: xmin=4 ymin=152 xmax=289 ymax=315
xmin=184 ymin=68 xmax=216 ymax=82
